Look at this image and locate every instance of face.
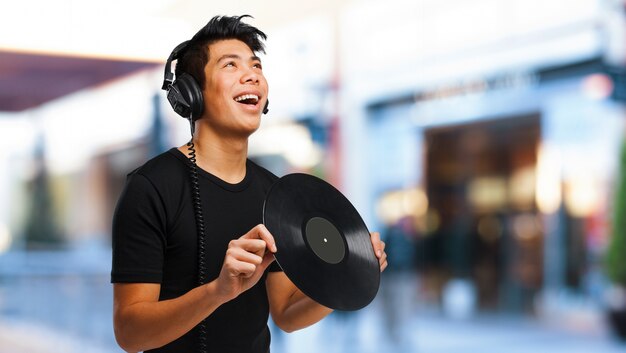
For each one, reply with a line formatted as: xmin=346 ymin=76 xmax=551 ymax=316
xmin=201 ymin=39 xmax=269 ymax=137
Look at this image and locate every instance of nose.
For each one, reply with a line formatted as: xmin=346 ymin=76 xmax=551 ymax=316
xmin=241 ymin=67 xmax=260 ymax=85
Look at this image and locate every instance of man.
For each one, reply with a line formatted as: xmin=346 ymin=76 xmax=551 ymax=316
xmin=111 ymin=15 xmax=387 ymax=353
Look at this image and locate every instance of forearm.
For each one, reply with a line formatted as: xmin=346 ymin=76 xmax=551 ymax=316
xmin=114 ymin=282 xmax=226 ymax=352
xmin=274 ymin=289 xmax=333 ymax=333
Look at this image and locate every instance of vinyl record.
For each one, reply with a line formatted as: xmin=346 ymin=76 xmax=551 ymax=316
xmin=263 ymin=173 xmax=380 ymax=311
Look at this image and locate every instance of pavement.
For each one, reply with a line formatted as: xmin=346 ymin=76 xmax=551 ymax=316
xmin=1 ymin=248 xmax=625 ymax=353
xmin=2 ymin=304 xmax=626 ymax=353
xmin=271 ymin=308 xmax=626 ymax=353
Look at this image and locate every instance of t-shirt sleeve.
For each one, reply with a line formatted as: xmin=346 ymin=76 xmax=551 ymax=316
xmin=268 ymin=259 xmax=282 ymax=272
xmin=111 ymin=172 xmax=167 ymax=284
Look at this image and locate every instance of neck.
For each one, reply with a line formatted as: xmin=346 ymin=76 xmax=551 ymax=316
xmin=180 ymin=126 xmax=249 ymax=184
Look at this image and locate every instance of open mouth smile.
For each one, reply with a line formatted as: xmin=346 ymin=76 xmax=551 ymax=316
xmin=234 ymin=94 xmax=259 ymax=106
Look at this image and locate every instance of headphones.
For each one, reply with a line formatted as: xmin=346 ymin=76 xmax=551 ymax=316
xmin=162 ymin=40 xmax=269 ymax=123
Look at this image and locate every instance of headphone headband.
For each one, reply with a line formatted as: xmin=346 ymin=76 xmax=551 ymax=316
xmin=162 ymin=40 xmax=192 ymax=91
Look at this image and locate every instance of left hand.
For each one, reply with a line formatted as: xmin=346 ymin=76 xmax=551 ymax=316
xmin=370 ymin=232 xmax=387 ymax=272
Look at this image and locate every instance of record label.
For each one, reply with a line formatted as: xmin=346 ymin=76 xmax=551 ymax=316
xmin=263 ymin=173 xmax=380 ymax=311
xmin=304 ymin=216 xmax=346 ymax=265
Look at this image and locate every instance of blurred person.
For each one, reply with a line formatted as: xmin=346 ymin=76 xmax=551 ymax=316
xmin=379 ymin=216 xmax=419 ymax=350
xmin=110 ymin=15 xmax=387 ymax=353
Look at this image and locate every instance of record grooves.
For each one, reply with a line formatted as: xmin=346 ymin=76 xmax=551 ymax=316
xmin=263 ymin=173 xmax=380 ymax=311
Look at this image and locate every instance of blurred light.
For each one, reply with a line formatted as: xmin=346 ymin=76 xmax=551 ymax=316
xmin=467 ymin=176 xmax=507 ymax=212
xmin=249 ymin=123 xmax=322 ymax=169
xmin=423 ymin=209 xmax=441 ymax=234
xmin=513 ymin=213 xmax=540 ymax=241
xmin=376 ymin=188 xmax=428 ymax=226
xmin=564 ymin=174 xmax=601 ymax=217
xmin=509 ymin=166 xmax=536 ymax=210
xmin=582 ymin=73 xmax=613 ymax=100
xmin=377 ymin=191 xmax=405 ymax=226
xmin=403 ymin=188 xmax=429 ymax=217
xmin=536 ymin=144 xmax=562 ymax=214
xmin=284 ymin=139 xmax=323 ymax=169
xmin=377 ymin=192 xmax=402 ymax=225
xmin=0 ymin=223 xmax=11 ymax=253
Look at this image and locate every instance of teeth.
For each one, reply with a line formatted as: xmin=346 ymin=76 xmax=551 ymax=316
xmin=234 ymin=94 xmax=259 ymax=102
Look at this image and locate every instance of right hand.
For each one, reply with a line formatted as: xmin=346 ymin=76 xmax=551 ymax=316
xmin=213 ymin=224 xmax=277 ymax=302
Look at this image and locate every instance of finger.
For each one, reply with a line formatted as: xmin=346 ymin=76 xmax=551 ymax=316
xmin=379 ymin=252 xmax=387 ymax=267
xmin=226 ymin=260 xmax=257 ymax=277
xmin=260 ymin=251 xmax=276 ymax=270
xmin=226 ymin=247 xmax=264 ymax=266
xmin=231 ymin=239 xmax=267 ymax=257
xmin=242 ymin=225 xmax=277 ymax=253
xmin=244 ymin=252 xmax=276 ymax=280
xmin=370 ymin=232 xmax=383 ymax=258
xmin=377 ymin=241 xmax=386 ymax=259
xmin=255 ymin=224 xmax=277 ymax=253
xmin=380 ymin=260 xmax=388 ymax=272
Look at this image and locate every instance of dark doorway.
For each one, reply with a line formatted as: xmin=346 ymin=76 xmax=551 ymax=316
xmin=421 ymin=114 xmax=542 ymax=313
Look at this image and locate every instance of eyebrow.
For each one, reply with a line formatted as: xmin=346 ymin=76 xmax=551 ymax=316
xmin=217 ymin=54 xmax=262 ymax=63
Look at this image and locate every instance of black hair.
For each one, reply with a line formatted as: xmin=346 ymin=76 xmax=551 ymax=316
xmin=175 ymin=15 xmax=267 ymax=90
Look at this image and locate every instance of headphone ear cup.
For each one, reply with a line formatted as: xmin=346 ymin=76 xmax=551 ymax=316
xmin=167 ymin=73 xmax=204 ymax=120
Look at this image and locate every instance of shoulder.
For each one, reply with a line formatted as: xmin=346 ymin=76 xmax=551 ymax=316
xmin=126 ymin=148 xmax=189 ymax=187
xmin=122 ymin=148 xmax=189 ymax=200
xmin=132 ymin=148 xmax=186 ymax=179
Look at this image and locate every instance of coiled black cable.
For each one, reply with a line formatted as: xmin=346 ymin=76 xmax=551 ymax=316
xmin=187 ymin=137 xmax=208 ymax=353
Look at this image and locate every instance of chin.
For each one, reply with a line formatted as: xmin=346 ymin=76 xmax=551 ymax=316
xmin=235 ymin=120 xmax=262 ymax=137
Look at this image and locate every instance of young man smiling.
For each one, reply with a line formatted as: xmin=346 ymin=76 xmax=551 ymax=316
xmin=111 ymin=15 xmax=387 ymax=353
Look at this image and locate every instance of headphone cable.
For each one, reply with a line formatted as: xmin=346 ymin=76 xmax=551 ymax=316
xmin=186 ymin=121 xmax=208 ymax=353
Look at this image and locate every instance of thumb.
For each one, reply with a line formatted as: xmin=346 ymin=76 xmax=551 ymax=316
xmin=260 ymin=251 xmax=276 ymax=271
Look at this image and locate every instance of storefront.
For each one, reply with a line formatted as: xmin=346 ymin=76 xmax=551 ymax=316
xmin=338 ymin=0 xmax=626 ymax=314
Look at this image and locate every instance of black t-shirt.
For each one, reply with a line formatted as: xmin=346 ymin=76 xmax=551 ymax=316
xmin=111 ymin=148 xmax=281 ymax=353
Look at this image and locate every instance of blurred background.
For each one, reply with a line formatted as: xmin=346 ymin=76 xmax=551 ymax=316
xmin=2 ymin=0 xmax=626 ymax=352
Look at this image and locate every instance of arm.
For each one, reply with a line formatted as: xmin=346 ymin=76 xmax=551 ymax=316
xmin=113 ymin=281 xmax=226 ymax=352
xmin=113 ymin=224 xmax=277 ymax=352
xmin=266 ymin=272 xmax=333 ymax=333
xmin=267 ymin=231 xmax=387 ymax=333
